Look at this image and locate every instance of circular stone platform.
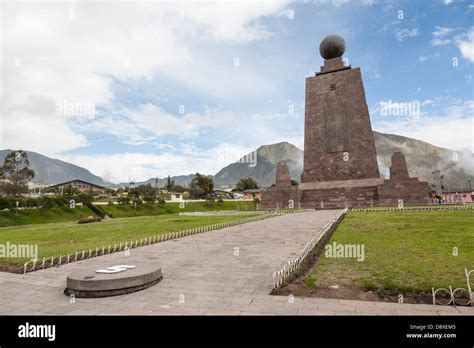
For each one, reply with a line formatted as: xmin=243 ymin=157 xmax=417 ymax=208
xmin=64 ymin=262 xmax=162 ymax=298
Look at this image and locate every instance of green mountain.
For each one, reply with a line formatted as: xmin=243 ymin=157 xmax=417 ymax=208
xmin=373 ymin=131 xmax=473 ymax=190
xmin=213 ymin=142 xmax=303 ymax=186
xmin=214 ymin=132 xmax=473 ymax=189
xmin=0 ymin=149 xmax=108 ymax=186
xmin=116 ymin=174 xmax=197 ymax=189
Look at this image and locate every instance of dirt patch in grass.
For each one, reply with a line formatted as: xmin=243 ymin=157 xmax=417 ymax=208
xmin=275 ymin=278 xmax=434 ymax=304
xmin=0 ymin=262 xmax=22 ymax=273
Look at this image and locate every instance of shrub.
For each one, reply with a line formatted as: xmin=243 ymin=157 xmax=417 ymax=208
xmin=0 ymin=196 xmax=16 ymax=209
xmin=34 ymin=196 xmax=69 ymax=208
xmin=38 ymin=196 xmax=55 ymax=209
xmin=24 ymin=197 xmax=38 ymax=208
xmin=253 ymin=198 xmax=260 ymax=210
xmin=118 ymin=196 xmax=130 ymax=204
xmin=78 ymin=215 xmax=102 ymax=224
xmin=204 ymin=198 xmax=215 ymax=208
xmin=76 ymin=193 xmax=93 ymax=205
xmin=143 ymin=195 xmax=155 ymax=203
xmin=132 ymin=198 xmax=143 ymax=205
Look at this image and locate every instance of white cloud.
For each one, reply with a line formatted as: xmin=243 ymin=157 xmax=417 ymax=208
xmin=430 ymin=26 xmax=454 ymax=46
xmin=394 ymin=28 xmax=419 ymax=42
xmin=61 ymin=141 xmax=258 ymax=183
xmin=418 ymin=53 xmax=440 ymax=62
xmin=1 ymin=1 xmax=289 ymax=155
xmin=455 ymin=27 xmax=474 ymax=63
xmin=310 ymin=0 xmax=376 ymax=7
xmin=431 ymin=38 xmax=451 ymax=46
xmin=375 ymin=117 xmax=473 ymax=152
xmin=432 ymin=26 xmax=455 ymax=37
xmin=374 ymin=100 xmax=474 ymax=152
xmin=80 ymin=104 xmax=237 ymax=143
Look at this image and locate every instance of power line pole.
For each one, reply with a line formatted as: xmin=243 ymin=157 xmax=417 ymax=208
xmin=155 ymin=177 xmax=158 ymax=215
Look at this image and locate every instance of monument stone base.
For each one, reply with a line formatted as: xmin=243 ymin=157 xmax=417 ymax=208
xmin=260 ymin=186 xmax=299 ymax=209
xmin=260 ymin=161 xmax=300 ymax=209
xmin=64 ymin=262 xmax=162 ymax=298
xmin=299 ymin=178 xmax=382 ymax=209
xmin=377 ymin=152 xmax=430 ymax=206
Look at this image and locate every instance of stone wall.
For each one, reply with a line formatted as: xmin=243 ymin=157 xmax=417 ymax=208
xmin=377 ymin=152 xmax=430 ymax=206
xmin=300 ymin=186 xmax=378 ymax=209
xmin=260 ymin=186 xmax=300 ymax=209
xmin=261 ymin=162 xmax=300 ymax=209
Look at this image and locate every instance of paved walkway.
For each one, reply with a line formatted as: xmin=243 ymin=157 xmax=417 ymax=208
xmin=0 ymin=211 xmax=472 ymax=315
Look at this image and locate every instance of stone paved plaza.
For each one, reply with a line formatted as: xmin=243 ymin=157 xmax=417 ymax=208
xmin=0 ymin=211 xmax=471 ymax=315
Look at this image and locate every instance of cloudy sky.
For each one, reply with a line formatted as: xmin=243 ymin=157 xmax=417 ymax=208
xmin=1 ymin=0 xmax=473 ymax=183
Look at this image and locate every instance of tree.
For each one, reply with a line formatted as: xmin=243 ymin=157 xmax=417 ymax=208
xmin=77 ymin=193 xmax=92 ymax=205
xmin=170 ymin=184 xmax=186 ymax=193
xmin=63 ymin=184 xmax=79 ymax=196
xmin=0 ymin=150 xmax=35 ymax=196
xmin=235 ymin=177 xmax=258 ymax=192
xmin=189 ymin=173 xmax=214 ymax=199
xmin=164 ymin=175 xmax=175 ymax=192
xmin=129 ymin=184 xmax=155 ymax=201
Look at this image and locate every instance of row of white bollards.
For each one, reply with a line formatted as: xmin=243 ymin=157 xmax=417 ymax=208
xmin=272 ymin=208 xmax=348 ymax=289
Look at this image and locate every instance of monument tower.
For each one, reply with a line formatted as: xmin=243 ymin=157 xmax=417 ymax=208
xmin=300 ymin=35 xmax=383 ymax=209
xmin=261 ymin=35 xmax=429 ymax=210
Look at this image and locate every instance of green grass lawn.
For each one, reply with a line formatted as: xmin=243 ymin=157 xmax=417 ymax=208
xmin=351 ymin=204 xmax=472 ymax=211
xmin=305 ymin=210 xmax=474 ymax=296
xmin=0 ymin=213 xmax=260 ymax=265
xmin=0 ymin=200 xmax=257 ymax=227
xmin=98 ymin=200 xmax=256 ymax=218
xmin=0 ymin=206 xmax=98 ymax=227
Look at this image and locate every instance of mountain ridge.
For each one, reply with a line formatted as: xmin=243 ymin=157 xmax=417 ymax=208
xmin=0 ymin=149 xmax=109 ymax=187
xmin=1 ymin=131 xmax=472 ymax=190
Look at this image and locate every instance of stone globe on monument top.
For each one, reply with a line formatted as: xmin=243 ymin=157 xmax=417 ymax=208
xmin=319 ymin=34 xmax=346 ymax=60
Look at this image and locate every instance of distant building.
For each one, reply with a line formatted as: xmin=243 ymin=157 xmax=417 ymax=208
xmin=212 ymin=189 xmax=234 ymax=199
xmin=27 ymin=182 xmax=48 ymax=197
xmin=49 ymin=179 xmax=105 ymax=193
xmin=243 ymin=189 xmax=261 ymax=200
xmin=233 ymin=192 xmax=244 ymax=199
xmin=170 ymin=192 xmax=184 ymax=202
xmin=442 ymin=189 xmax=473 ymax=204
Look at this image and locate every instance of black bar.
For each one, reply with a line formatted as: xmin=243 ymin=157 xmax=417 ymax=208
xmin=0 ymin=315 xmax=472 ymax=346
